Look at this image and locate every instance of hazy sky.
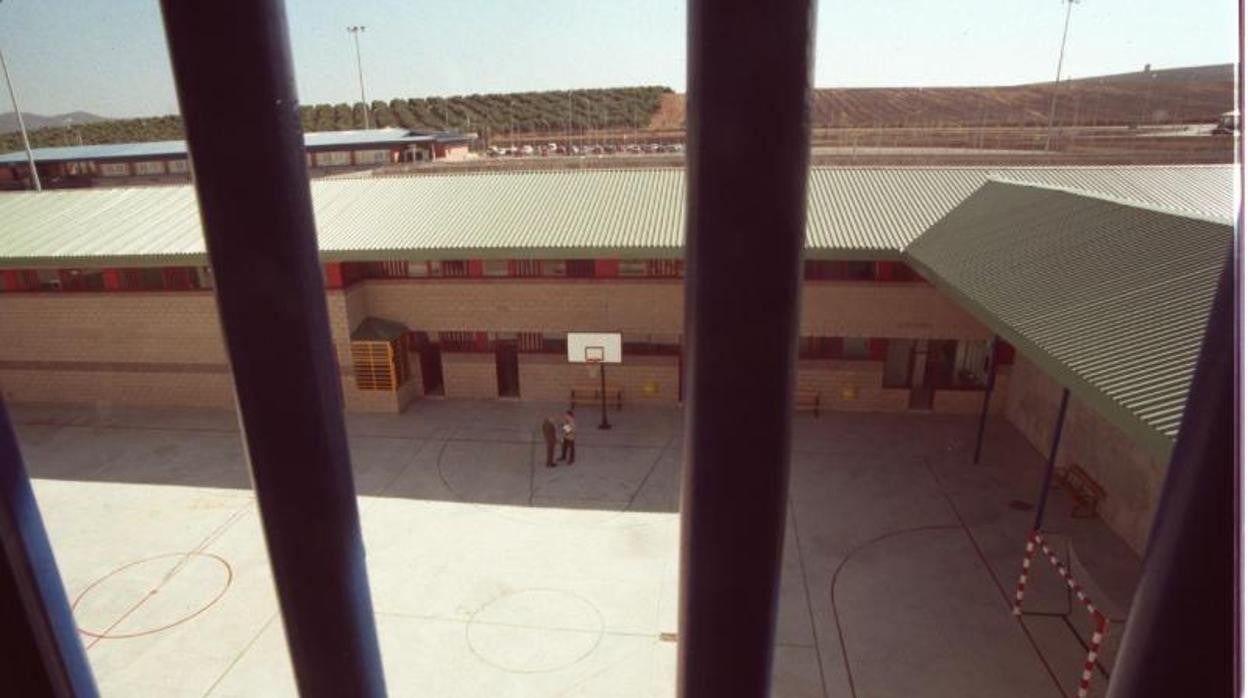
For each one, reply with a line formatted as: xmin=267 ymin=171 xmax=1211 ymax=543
xmin=0 ymin=0 xmax=1238 ymax=118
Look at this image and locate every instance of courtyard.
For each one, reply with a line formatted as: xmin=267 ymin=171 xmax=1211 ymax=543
xmin=13 ymin=400 xmax=1141 ymax=697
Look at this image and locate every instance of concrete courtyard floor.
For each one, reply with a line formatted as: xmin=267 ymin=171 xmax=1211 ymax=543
xmin=13 ymin=400 xmax=1142 ymax=697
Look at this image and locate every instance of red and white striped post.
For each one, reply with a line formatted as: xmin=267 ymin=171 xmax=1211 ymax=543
xmin=1012 ymin=530 xmax=1110 ymax=698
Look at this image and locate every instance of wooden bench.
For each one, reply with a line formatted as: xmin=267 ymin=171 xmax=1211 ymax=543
xmin=794 ymin=390 xmax=821 ymax=417
xmin=1053 ymin=464 xmax=1106 ymax=519
xmin=570 ymin=384 xmax=624 ymax=411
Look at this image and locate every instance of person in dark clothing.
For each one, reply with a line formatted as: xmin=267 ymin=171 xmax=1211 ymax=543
xmin=541 ymin=416 xmax=558 ymax=468
xmin=558 ymin=410 xmax=576 ymax=464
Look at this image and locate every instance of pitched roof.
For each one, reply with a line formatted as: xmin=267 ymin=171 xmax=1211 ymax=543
xmin=0 ymin=129 xmax=474 ymax=165
xmin=904 ymin=180 xmax=1233 ymax=458
xmin=0 ymin=165 xmax=1233 ymax=268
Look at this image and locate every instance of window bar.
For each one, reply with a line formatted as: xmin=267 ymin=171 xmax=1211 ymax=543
xmin=0 ymin=399 xmax=99 ymax=697
xmin=1105 ymin=252 xmax=1235 ymax=696
xmin=157 ymin=3 xmax=386 ymax=695
xmin=678 ymin=0 xmax=814 ymax=695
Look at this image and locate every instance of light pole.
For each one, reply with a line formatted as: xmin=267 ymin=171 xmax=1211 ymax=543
xmin=0 ymin=47 xmax=40 ymax=190
xmin=1044 ymin=0 xmax=1078 ymax=152
xmin=347 ymin=25 xmax=369 ymax=129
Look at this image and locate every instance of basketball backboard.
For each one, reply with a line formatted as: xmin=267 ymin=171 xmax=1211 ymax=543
xmin=567 ymin=332 xmax=622 ymax=364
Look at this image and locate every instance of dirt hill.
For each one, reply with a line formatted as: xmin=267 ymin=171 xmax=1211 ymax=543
xmin=648 ymin=64 xmax=1234 ymax=130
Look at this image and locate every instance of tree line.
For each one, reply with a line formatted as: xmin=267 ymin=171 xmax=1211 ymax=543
xmin=0 ymin=86 xmax=672 ymax=153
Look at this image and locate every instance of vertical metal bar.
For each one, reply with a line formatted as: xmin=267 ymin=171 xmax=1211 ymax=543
xmin=0 ymin=399 xmax=98 ymax=697
xmin=1106 ymin=252 xmax=1235 ymax=697
xmin=1031 ymin=388 xmax=1070 ymax=531
xmin=598 ymin=363 xmax=611 ymax=429
xmin=157 ymin=4 xmax=386 ymax=696
xmin=678 ymin=0 xmax=813 ymax=694
xmin=0 ymin=48 xmax=42 ymax=191
xmin=972 ymin=335 xmax=999 ymax=464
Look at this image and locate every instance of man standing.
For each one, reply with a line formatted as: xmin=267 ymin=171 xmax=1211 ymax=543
xmin=558 ymin=410 xmax=576 ymax=465
xmin=541 ymin=416 xmax=558 ymax=468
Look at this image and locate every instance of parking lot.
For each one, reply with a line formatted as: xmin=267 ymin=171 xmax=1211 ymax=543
xmin=15 ymin=400 xmax=1140 ymax=697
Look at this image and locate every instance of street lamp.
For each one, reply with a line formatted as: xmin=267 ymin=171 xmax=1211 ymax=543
xmin=1044 ymin=0 xmax=1078 ymax=152
xmin=347 ymin=25 xmax=370 ymax=129
xmin=0 ymin=46 xmax=40 ymax=190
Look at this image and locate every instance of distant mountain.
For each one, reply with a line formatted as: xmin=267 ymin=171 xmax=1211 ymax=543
xmin=0 ymin=110 xmax=109 ymax=135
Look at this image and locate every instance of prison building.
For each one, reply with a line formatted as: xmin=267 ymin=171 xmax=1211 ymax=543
xmin=0 ymin=164 xmax=1234 ymax=553
xmin=0 ymin=127 xmax=476 ymax=190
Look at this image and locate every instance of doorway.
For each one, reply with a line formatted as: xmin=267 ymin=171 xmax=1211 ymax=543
xmin=495 ymin=340 xmax=520 ymax=398
xmin=907 ymin=339 xmax=956 ymax=410
xmin=418 ymin=341 xmax=445 ymax=396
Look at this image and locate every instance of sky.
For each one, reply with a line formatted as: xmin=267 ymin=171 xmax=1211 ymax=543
xmin=0 ymin=0 xmax=1238 ymax=119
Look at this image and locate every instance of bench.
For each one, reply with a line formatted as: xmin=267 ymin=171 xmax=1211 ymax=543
xmin=1053 ymin=464 xmax=1106 ymax=519
xmin=570 ymin=384 xmax=624 ymax=411
xmin=794 ymin=390 xmax=821 ymax=417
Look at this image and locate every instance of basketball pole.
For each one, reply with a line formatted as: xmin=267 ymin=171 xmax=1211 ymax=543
xmin=598 ymin=362 xmax=611 ymax=430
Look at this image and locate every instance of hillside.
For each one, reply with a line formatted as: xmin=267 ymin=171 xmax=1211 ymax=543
xmin=652 ymin=64 xmax=1235 ymax=130
xmin=0 ymin=64 xmax=1233 ymax=155
xmin=0 ymin=87 xmax=670 ymax=153
xmin=0 ymin=110 xmax=108 ymax=134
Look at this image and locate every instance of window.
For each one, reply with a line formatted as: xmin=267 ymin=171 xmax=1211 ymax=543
xmin=439 ymin=261 xmax=470 ymax=278
xmin=167 ymin=159 xmax=190 ymax=174
xmin=952 ymin=340 xmax=990 ymax=388
xmin=98 ymin=162 xmax=130 ymax=177
xmin=647 ymin=259 xmax=683 ymax=277
xmin=803 ymin=260 xmax=876 ymax=281
xmin=566 ymin=260 xmax=595 ymax=278
xmin=365 ymin=261 xmax=408 ymax=278
xmin=64 ymin=161 xmax=94 ymax=176
xmin=438 ymin=331 xmax=478 ymax=352
xmin=510 ymin=260 xmax=542 ymax=277
xmin=482 ymin=260 xmax=509 ymax=277
xmin=133 ymin=161 xmax=166 ymax=176
xmin=352 ymin=149 xmax=389 ymax=165
xmin=841 ymin=337 xmax=871 ymax=359
xmin=618 ymin=260 xmax=648 ymax=276
xmin=314 ymin=151 xmax=351 ymax=167
xmin=518 ymin=332 xmax=544 ymax=352
xmin=58 ymin=269 xmax=105 ymax=291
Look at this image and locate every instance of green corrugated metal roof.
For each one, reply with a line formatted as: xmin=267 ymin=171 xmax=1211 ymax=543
xmin=904 ymin=180 xmax=1233 ymax=459
xmin=0 ymin=165 xmax=1234 ymax=267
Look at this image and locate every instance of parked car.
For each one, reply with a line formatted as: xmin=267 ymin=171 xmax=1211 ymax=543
xmin=520 ymin=145 xmax=535 ymax=156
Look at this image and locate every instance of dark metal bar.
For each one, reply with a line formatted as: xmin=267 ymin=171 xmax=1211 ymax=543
xmin=157 ymin=4 xmax=386 ymax=696
xmin=678 ymin=0 xmax=813 ymax=694
xmin=0 ymin=399 xmax=98 ymax=697
xmin=972 ymin=335 xmax=999 ymax=464
xmin=1105 ymin=249 xmax=1235 ymax=696
xmin=1031 ymin=388 xmax=1069 ymax=531
xmin=599 ymin=364 xmax=612 ymax=429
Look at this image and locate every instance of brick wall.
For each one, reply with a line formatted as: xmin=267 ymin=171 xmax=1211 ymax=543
xmin=442 ymin=353 xmax=498 ymax=399
xmin=0 ymin=367 xmax=234 ymax=409
xmin=796 ymin=360 xmax=911 ymax=412
xmin=931 ymin=369 xmax=1010 ymax=414
xmin=1004 ymin=355 xmax=1164 ymax=554
xmin=361 ymin=279 xmax=684 ymax=335
xmin=801 ymin=282 xmax=991 ymax=339
xmin=518 ymin=354 xmax=679 ymax=403
xmin=0 ymin=292 xmax=226 ymax=364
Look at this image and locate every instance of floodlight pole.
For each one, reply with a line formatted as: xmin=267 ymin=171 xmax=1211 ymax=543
xmin=347 ymin=25 xmax=369 ymax=129
xmin=0 ymin=48 xmax=40 ymax=191
xmin=1043 ymin=0 xmax=1077 ymax=152
xmin=598 ymin=363 xmax=611 ymax=430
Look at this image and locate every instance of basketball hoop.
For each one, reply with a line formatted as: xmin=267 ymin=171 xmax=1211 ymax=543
xmin=566 ymin=333 xmax=621 ymax=430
